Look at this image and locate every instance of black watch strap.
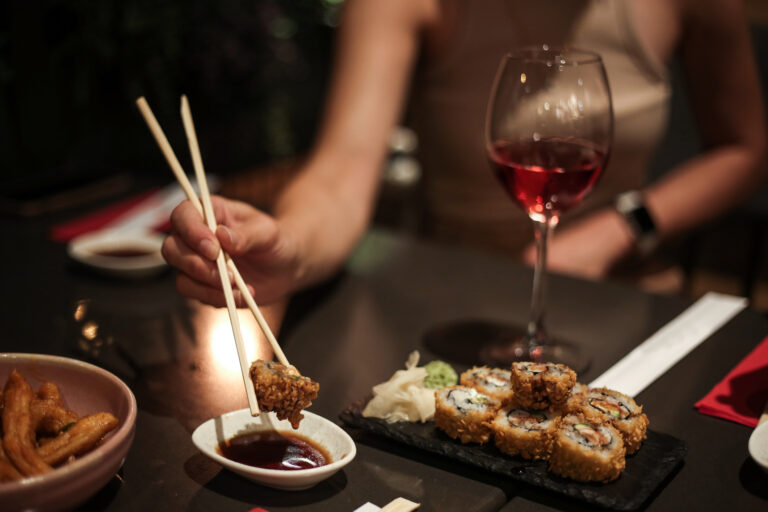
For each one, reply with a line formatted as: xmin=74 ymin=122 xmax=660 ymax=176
xmin=614 ymin=191 xmax=659 ymax=255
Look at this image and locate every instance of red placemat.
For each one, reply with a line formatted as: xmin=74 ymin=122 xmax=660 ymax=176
xmin=694 ymin=335 xmax=768 ymax=427
xmin=50 ymin=189 xmax=159 ymax=242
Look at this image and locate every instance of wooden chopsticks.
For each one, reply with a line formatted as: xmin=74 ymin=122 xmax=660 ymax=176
xmin=135 ymin=97 xmax=288 ymax=368
xmin=135 ymin=95 xmax=290 ymax=416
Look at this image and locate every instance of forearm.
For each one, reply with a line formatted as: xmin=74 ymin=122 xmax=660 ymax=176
xmin=273 ymin=153 xmax=383 ymax=291
xmin=644 ymin=143 xmax=767 ymax=241
xmin=267 ymin=0 xmax=430 ymax=292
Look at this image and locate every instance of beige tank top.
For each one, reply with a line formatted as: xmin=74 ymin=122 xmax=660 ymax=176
xmin=406 ymin=0 xmax=670 ymax=255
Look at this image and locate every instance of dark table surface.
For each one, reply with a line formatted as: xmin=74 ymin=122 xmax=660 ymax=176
xmin=2 ymin=206 xmax=768 ymax=511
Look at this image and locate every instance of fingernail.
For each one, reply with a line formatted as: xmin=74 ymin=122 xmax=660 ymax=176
xmin=220 ymin=225 xmax=237 ymax=245
xmin=199 ymin=239 xmax=218 ymax=260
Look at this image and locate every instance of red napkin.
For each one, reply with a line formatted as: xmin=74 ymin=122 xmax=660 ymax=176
xmin=695 ymin=335 xmax=768 ymax=427
xmin=50 ymin=189 xmax=160 ymax=242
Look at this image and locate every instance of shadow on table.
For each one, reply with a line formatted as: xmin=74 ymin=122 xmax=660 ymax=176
xmin=739 ymin=457 xmax=768 ymax=500
xmin=349 ymin=428 xmax=685 ymax=512
xmin=183 ymin=453 xmax=347 ymax=508
xmin=76 ymin=469 xmax=124 ymax=511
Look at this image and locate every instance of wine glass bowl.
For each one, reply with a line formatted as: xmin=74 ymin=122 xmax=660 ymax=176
xmin=482 ymin=45 xmax=613 ymax=370
xmin=486 ymin=46 xmax=612 ymax=222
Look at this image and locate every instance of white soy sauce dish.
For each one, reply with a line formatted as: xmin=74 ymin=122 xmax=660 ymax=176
xmin=192 ymin=409 xmax=356 ymax=491
xmin=68 ymin=229 xmax=167 ymax=279
xmin=748 ymin=413 xmax=768 ymax=473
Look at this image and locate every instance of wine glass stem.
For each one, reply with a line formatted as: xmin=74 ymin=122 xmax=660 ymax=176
xmin=526 ymin=215 xmax=558 ymax=350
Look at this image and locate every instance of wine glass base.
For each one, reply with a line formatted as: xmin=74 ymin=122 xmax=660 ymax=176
xmin=478 ymin=338 xmax=590 ymax=374
xmin=422 ymin=318 xmax=590 ymax=373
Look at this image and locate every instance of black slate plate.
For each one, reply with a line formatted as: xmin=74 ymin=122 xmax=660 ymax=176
xmin=340 ymin=401 xmax=686 ymax=511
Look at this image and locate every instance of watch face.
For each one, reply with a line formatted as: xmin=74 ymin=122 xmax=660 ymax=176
xmin=630 ymin=204 xmax=656 ymax=236
xmin=615 ymin=191 xmax=658 ymax=255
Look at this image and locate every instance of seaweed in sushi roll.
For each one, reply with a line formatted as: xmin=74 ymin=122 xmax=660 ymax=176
xmin=460 ymin=366 xmax=514 ymax=404
xmin=510 ymin=362 xmax=576 ymax=409
xmin=548 ymin=413 xmax=626 ymax=482
xmin=434 ymin=386 xmax=499 ymax=444
xmin=579 ymin=387 xmax=649 ymax=454
xmin=492 ymin=406 xmax=560 ymax=460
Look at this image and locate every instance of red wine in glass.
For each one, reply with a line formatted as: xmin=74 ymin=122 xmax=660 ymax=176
xmin=490 ymin=138 xmax=605 ymax=219
xmin=423 ymin=46 xmax=612 ymax=372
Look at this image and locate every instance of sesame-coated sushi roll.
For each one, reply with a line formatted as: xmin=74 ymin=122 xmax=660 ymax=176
xmin=492 ymin=406 xmax=560 ymax=460
xmin=460 ymin=366 xmax=514 ymax=404
xmin=565 ymin=382 xmax=589 ymax=413
xmin=510 ymin=362 xmax=576 ymax=409
xmin=549 ymin=413 xmax=626 ymax=483
xmin=434 ymin=386 xmax=499 ymax=444
xmin=249 ymin=360 xmax=319 ymax=429
xmin=579 ymin=387 xmax=649 ymax=454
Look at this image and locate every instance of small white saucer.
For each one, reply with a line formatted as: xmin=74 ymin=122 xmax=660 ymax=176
xmin=67 ymin=230 xmax=167 ymax=279
xmin=192 ymin=409 xmax=356 ymax=491
xmin=748 ymin=421 xmax=768 ymax=473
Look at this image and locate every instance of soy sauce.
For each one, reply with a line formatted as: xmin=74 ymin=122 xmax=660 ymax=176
xmin=94 ymin=248 xmax=153 ymax=258
xmin=217 ymin=431 xmax=330 ymax=470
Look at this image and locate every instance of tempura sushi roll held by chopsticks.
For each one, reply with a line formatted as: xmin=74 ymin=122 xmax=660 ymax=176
xmin=579 ymin=387 xmax=649 ymax=454
xmin=548 ymin=413 xmax=626 ymax=483
xmin=434 ymin=386 xmax=499 ymax=444
xmin=510 ymin=362 xmax=577 ymax=410
xmin=492 ymin=404 xmax=560 ymax=460
xmin=249 ymin=360 xmax=319 ymax=429
xmin=460 ymin=366 xmax=514 ymax=405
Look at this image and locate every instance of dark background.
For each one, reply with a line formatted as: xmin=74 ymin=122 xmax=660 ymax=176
xmin=0 ymin=0 xmax=340 ymax=191
xmin=1 ymin=0 xmax=767 ymax=306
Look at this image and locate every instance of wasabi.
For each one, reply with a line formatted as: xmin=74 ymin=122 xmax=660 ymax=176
xmin=423 ymin=360 xmax=458 ymax=389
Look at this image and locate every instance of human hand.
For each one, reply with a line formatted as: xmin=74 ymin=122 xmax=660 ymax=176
xmin=162 ymin=196 xmax=302 ymax=307
xmin=521 ymin=208 xmax=635 ymax=280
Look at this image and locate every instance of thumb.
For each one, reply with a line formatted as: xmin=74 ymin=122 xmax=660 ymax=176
xmin=216 ymin=215 xmax=279 ymax=256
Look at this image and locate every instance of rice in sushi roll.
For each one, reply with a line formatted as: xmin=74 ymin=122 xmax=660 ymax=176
xmin=579 ymin=387 xmax=649 ymax=454
xmin=510 ymin=362 xmax=576 ymax=409
xmin=549 ymin=413 xmax=626 ymax=482
xmin=434 ymin=386 xmax=499 ymax=444
xmin=492 ymin=406 xmax=560 ymax=460
xmin=460 ymin=366 xmax=514 ymax=404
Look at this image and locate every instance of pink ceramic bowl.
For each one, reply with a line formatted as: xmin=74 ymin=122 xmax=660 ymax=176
xmin=0 ymin=353 xmax=137 ymax=512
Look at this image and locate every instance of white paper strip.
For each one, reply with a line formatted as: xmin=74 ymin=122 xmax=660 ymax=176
xmin=353 ymin=504 xmax=381 ymax=512
xmin=589 ymin=291 xmax=747 ymax=397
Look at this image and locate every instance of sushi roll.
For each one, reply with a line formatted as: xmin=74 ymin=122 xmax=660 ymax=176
xmin=564 ymin=382 xmax=589 ymax=413
xmin=434 ymin=386 xmax=499 ymax=444
xmin=510 ymin=362 xmax=576 ymax=409
xmin=249 ymin=360 xmax=319 ymax=429
xmin=549 ymin=413 xmax=626 ymax=483
xmin=460 ymin=366 xmax=514 ymax=404
xmin=492 ymin=405 xmax=560 ymax=460
xmin=579 ymin=387 xmax=649 ymax=454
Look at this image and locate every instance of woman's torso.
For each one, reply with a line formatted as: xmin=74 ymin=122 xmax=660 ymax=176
xmin=407 ymin=0 xmax=676 ymax=254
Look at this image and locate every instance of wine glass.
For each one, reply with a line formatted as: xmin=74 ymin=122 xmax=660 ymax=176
xmin=481 ymin=45 xmax=613 ymax=370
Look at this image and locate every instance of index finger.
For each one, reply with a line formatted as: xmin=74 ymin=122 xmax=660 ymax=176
xmin=169 ymin=199 xmax=220 ymax=261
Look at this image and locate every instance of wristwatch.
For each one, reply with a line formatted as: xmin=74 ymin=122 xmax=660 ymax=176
xmin=614 ymin=190 xmax=659 ymax=256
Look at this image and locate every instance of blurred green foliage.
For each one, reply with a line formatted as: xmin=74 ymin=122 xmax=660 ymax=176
xmin=0 ymin=0 xmax=342 ymax=184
